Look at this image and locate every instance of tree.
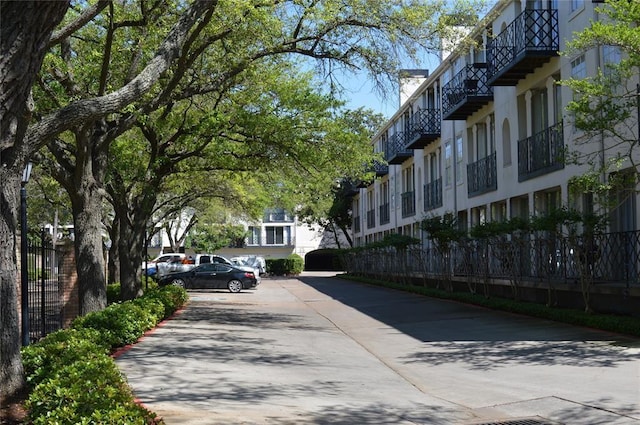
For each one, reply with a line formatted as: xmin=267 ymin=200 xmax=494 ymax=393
xmin=297 ymin=107 xmax=386 ymax=247
xmin=0 ymin=0 xmax=70 ymax=402
xmin=561 ymin=0 xmax=640 ymax=215
xmin=0 ymin=0 xmax=219 ymax=396
xmin=34 ymin=0 xmax=485 ymax=308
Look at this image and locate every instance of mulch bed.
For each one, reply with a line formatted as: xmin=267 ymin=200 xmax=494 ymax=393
xmin=0 ymin=389 xmax=28 ymax=425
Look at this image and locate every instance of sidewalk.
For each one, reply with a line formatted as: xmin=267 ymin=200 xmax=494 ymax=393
xmin=116 ymin=272 xmax=640 ymax=424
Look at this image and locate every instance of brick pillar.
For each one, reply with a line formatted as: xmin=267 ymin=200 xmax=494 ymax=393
xmin=58 ymin=240 xmax=79 ymax=327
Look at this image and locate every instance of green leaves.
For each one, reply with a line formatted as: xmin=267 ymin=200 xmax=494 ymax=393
xmin=21 ymin=285 xmax=187 ymax=424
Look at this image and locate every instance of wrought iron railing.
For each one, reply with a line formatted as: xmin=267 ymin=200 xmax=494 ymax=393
xmin=442 ymin=64 xmax=493 ymax=119
xmin=486 ymin=8 xmax=559 ymax=83
xmin=379 ymin=203 xmax=390 ymax=225
xmin=25 ymin=229 xmax=61 ymax=343
xmin=467 ymin=152 xmax=497 ymax=196
xmin=385 ymin=131 xmax=412 ymax=162
xmin=424 ymin=178 xmax=443 ymax=211
xmin=518 ymin=122 xmax=564 ymax=181
xmin=409 ymin=108 xmax=440 ymax=139
xmin=401 ymin=191 xmax=416 ymax=218
xmin=341 ymin=230 xmax=640 ymax=288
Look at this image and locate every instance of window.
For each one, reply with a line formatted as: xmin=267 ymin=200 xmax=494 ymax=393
xmin=602 ymin=45 xmax=622 ymax=77
xmin=247 ymin=226 xmax=260 ymax=245
xmin=445 ymin=142 xmax=452 ymax=186
xmin=571 ymin=55 xmax=586 ymax=79
xmin=265 ymin=226 xmax=287 ymax=245
xmin=456 ymin=136 xmax=463 ymax=183
xmin=571 ymin=0 xmax=583 ymax=12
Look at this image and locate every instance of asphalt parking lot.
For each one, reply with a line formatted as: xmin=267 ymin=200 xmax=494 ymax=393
xmin=116 ymin=272 xmax=640 ymax=425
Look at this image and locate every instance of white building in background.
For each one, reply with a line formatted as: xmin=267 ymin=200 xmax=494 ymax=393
xmin=352 ymin=0 xmax=638 ymax=246
xmin=148 ymin=207 xmax=345 ymax=261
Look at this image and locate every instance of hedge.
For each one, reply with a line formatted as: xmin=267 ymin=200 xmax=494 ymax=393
xmin=21 ymin=285 xmax=188 ymax=424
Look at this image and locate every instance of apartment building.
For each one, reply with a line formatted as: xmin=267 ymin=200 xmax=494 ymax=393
xmin=352 ymin=0 xmax=638 ymax=247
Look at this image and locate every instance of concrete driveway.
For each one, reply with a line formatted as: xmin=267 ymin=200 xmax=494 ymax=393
xmin=116 ymin=272 xmax=640 ymax=425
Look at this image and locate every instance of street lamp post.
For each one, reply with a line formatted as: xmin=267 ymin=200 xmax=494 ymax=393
xmin=21 ymin=162 xmax=33 ymax=346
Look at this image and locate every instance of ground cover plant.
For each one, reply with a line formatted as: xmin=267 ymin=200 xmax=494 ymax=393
xmin=19 ymin=285 xmax=188 ymax=424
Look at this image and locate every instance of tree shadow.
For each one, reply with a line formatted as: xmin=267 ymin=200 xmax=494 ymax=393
xmin=297 ymin=275 xmax=640 ymax=371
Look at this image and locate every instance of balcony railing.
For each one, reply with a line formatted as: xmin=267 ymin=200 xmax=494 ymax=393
xmin=385 ymin=132 xmax=413 ymax=164
xmin=379 ymin=203 xmax=390 ymax=225
xmin=518 ymin=122 xmax=564 ymax=181
xmin=424 ymin=178 xmax=443 ymax=211
xmin=263 ymin=209 xmax=294 ymax=222
xmin=366 ymin=209 xmax=376 ymax=229
xmin=442 ymin=64 xmax=493 ymax=120
xmin=407 ymin=108 xmax=441 ymax=149
xmin=487 ymin=8 xmax=559 ymax=86
xmin=467 ymin=152 xmax=497 ymax=197
xmin=357 ymin=159 xmax=389 ymax=188
xmin=401 ymin=191 xmax=416 ymax=218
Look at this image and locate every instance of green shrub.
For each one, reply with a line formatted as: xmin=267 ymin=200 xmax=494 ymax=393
xmin=21 ymin=328 xmax=109 ymax=389
xmin=266 ymin=254 xmax=304 ymax=275
xmin=26 ymin=355 xmax=158 ymax=424
xmin=72 ymin=301 xmax=155 ymax=347
xmin=107 ymin=283 xmax=121 ymax=304
xmin=287 ymin=253 xmax=304 ymax=274
xmin=21 ymin=285 xmax=186 ymax=424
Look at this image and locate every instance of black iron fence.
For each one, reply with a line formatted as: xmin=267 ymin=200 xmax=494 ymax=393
xmin=25 ymin=229 xmax=62 ymax=343
xmin=342 ymin=230 xmax=640 ymax=288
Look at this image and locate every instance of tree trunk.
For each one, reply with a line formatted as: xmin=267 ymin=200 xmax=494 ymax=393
xmin=0 ymin=170 xmax=24 ymax=401
xmin=119 ymin=214 xmax=145 ymax=301
xmin=71 ymin=188 xmax=107 ymax=314
xmin=107 ymin=217 xmax=120 ymax=285
xmin=0 ymin=0 xmax=70 ymax=400
xmin=68 ymin=128 xmax=108 ymax=314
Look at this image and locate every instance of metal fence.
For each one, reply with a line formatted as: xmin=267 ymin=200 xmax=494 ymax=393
xmin=25 ymin=229 xmax=62 ymax=343
xmin=342 ymin=230 xmax=640 ymax=288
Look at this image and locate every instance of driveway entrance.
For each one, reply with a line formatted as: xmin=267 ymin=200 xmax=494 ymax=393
xmin=116 ymin=272 xmax=640 ymax=425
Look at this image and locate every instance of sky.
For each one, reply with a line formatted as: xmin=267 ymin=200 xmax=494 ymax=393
xmin=336 ymin=51 xmax=444 ymax=119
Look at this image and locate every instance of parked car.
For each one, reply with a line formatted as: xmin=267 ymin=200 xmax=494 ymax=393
xmin=157 ymin=263 xmax=258 ymax=292
xmin=231 ymin=255 xmax=267 ymax=276
xmin=142 ymin=253 xmax=186 ymax=277
xmin=186 ymin=254 xmax=262 ymax=283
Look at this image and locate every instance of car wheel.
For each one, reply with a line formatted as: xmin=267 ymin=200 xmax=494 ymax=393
xmin=227 ymin=279 xmax=243 ymax=293
xmin=171 ymin=278 xmax=186 ymax=288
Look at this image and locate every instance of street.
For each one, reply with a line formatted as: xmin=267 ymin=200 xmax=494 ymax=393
xmin=116 ymin=272 xmax=640 ymax=425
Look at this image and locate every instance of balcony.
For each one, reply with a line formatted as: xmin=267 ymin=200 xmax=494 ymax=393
xmin=401 ymin=191 xmax=416 ymax=218
xmin=424 ymin=178 xmax=443 ymax=211
xmin=379 ymin=203 xmax=390 ymax=225
xmin=366 ymin=209 xmax=376 ymax=229
xmin=385 ymin=132 xmax=413 ymax=164
xmin=356 ymin=160 xmax=389 ymax=188
xmin=518 ymin=122 xmax=564 ymax=182
xmin=442 ymin=64 xmax=493 ymax=120
xmin=487 ymin=8 xmax=559 ymax=86
xmin=407 ymin=108 xmax=441 ymax=149
xmin=263 ymin=209 xmax=294 ymax=222
xmin=467 ymin=152 xmax=497 ymax=197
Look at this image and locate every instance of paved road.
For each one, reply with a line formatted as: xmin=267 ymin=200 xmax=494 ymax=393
xmin=116 ymin=272 xmax=640 ymax=425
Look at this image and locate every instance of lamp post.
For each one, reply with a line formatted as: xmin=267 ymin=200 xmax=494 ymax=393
xmin=21 ymin=162 xmax=33 ymax=346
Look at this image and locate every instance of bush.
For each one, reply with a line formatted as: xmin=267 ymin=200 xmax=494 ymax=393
xmin=21 ymin=285 xmax=188 ymax=424
xmin=266 ymin=253 xmax=304 ymax=275
xmin=107 ymin=283 xmax=121 ymax=304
